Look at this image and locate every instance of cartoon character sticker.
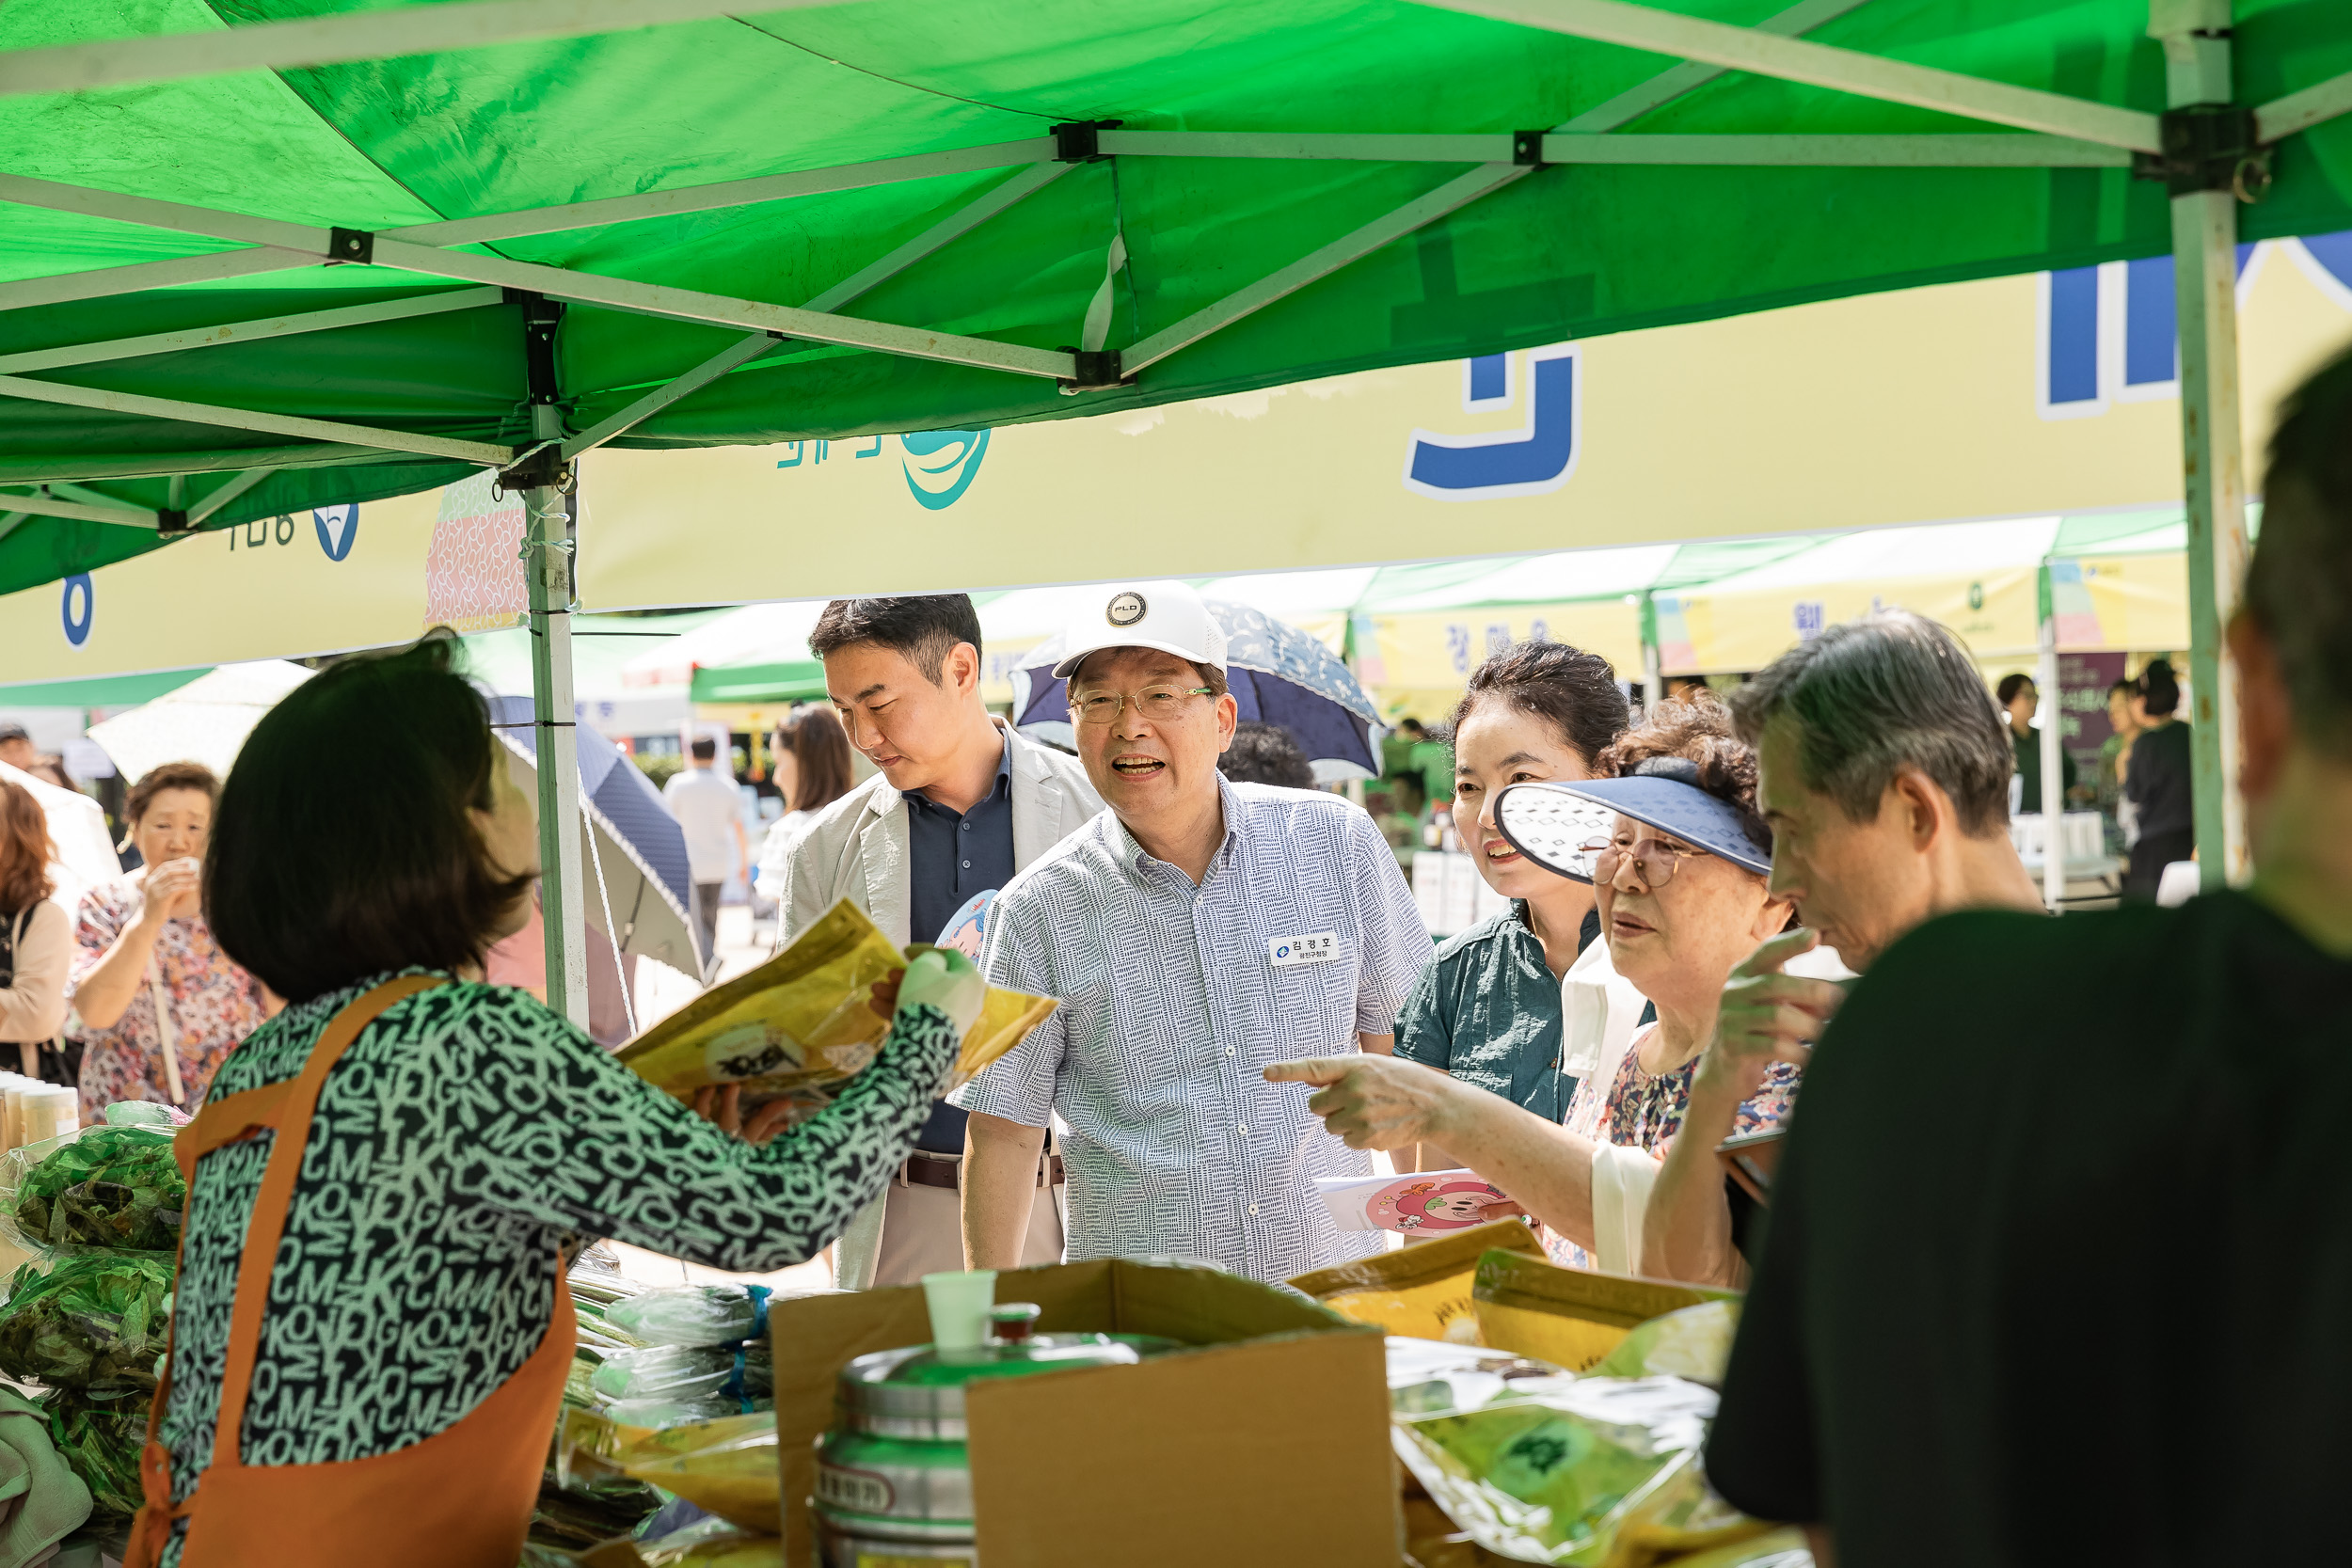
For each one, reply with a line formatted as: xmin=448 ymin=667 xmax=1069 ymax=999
xmin=1366 ymin=1176 xmax=1515 ymax=1233
xmin=935 ymin=890 xmax=996 ymax=960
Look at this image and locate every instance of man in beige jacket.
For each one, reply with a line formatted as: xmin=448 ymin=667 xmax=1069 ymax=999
xmin=778 ymin=594 xmax=1101 ymax=1288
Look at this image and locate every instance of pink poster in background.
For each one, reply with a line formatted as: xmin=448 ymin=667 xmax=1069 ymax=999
xmin=425 ymin=470 xmax=528 ymax=632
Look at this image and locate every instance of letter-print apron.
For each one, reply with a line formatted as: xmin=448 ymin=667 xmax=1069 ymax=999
xmin=127 ymin=975 xmax=577 ymax=1568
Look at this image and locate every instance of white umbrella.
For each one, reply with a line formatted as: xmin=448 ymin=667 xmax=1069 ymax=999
xmin=86 ymin=660 xmax=315 ymax=785
xmin=0 ymin=760 xmax=119 ymax=914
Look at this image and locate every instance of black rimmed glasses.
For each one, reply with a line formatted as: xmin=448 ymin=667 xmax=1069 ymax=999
xmin=1067 ymin=685 xmax=1214 ymax=725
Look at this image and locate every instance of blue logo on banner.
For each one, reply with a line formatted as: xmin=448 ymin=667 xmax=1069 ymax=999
xmin=313 ymin=503 xmax=358 ymax=561
xmin=1403 ymin=346 xmax=1580 ymax=500
xmin=60 ymin=574 xmax=92 ymax=647
xmin=898 ymin=429 xmax=990 ymax=510
xmin=2032 ymin=232 xmax=2352 ymax=419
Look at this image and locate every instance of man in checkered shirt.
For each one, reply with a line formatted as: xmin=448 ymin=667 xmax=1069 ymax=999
xmin=954 ymin=581 xmax=1429 ymax=1284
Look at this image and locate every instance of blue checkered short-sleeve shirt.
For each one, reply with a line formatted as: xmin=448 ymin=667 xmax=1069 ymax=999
xmin=955 ymin=778 xmax=1432 ymax=1283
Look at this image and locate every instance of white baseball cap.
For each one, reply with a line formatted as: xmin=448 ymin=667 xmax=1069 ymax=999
xmin=1050 ymin=581 xmax=1230 ymax=679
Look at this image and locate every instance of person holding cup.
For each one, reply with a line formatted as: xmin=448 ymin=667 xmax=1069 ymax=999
xmin=66 ymin=761 xmax=269 ymax=1118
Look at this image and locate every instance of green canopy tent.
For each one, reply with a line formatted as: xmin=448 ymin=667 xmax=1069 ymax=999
xmin=2 ymin=0 xmax=2347 ymax=1018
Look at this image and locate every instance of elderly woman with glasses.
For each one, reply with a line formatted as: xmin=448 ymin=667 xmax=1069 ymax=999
xmin=1269 ymin=694 xmax=1801 ymax=1284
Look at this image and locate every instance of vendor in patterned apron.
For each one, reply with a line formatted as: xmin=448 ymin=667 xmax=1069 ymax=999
xmin=126 ymin=639 xmax=978 ymax=1568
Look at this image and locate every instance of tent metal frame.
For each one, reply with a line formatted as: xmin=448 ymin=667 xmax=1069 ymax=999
xmin=2 ymin=0 xmax=2343 ymax=1005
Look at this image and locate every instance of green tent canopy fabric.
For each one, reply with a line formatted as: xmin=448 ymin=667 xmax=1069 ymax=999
xmin=0 ymin=666 xmax=209 ymax=708
xmin=0 ymin=0 xmax=2346 ymax=595
xmin=688 ymin=658 xmax=830 ymax=705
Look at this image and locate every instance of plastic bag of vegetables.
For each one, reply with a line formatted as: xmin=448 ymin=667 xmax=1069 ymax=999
xmin=43 ymin=1388 xmax=147 ymax=1520
xmin=0 ymin=1254 xmax=172 ymax=1391
xmin=603 ymin=1284 xmax=760 ymax=1348
xmin=11 ymin=1126 xmax=185 ymax=1253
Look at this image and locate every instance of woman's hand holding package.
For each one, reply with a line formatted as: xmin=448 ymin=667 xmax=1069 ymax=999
xmin=693 ymin=950 xmax=980 ymax=1148
xmin=1695 ymin=927 xmax=1845 ymax=1103
xmin=896 ymin=948 xmax=984 ymax=1039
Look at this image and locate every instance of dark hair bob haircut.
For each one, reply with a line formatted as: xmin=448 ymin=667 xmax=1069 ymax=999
xmin=206 ymin=637 xmax=532 ymax=1003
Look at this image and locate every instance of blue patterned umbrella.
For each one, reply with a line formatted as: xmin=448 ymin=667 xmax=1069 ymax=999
xmin=1015 ymin=599 xmax=1379 ymax=775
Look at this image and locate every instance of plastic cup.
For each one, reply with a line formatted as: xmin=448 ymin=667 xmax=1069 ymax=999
xmin=921 ymin=1270 xmax=998 ymax=1353
xmin=20 ymin=1086 xmax=76 ymax=1147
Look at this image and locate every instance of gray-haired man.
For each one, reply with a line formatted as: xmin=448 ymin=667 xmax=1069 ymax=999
xmin=1707 ymin=350 xmax=2352 ymax=1565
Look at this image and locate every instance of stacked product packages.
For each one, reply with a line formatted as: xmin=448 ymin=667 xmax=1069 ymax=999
xmin=535 ymin=1254 xmax=787 ymax=1551
xmin=0 ymin=1102 xmax=189 ymax=1524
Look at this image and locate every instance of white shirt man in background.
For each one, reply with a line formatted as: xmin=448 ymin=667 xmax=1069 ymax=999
xmin=663 ymin=736 xmax=747 ymax=977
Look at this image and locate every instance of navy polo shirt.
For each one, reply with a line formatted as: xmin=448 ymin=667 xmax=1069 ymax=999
xmin=904 ymin=732 xmax=1015 ymax=1153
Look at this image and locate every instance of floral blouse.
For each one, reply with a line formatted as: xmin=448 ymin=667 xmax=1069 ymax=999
xmin=67 ymin=876 xmax=267 ymax=1123
xmin=1601 ymin=1023 xmax=1802 ymax=1156
xmin=156 ymin=971 xmax=958 ymax=1566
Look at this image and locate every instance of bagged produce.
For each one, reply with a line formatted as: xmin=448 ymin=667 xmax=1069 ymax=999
xmin=604 ymin=1284 xmax=760 ymax=1348
xmin=1290 ymin=1222 xmax=1545 ymax=1342
xmin=10 ymin=1125 xmax=184 ymax=1253
xmin=615 ymin=900 xmax=1055 ymax=1121
xmin=0 ymin=1254 xmax=172 ymax=1390
xmin=44 ymin=1388 xmax=146 ymax=1520
xmin=591 ymin=1343 xmax=735 ymax=1404
xmin=614 ymin=1413 xmax=779 ymax=1534
xmin=600 ymin=1395 xmax=755 ymax=1430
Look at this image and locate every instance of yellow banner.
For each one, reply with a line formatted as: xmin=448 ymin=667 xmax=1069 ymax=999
xmin=1360 ymin=601 xmax=1643 ymax=690
xmin=1659 ymin=566 xmax=2042 ymax=673
xmin=0 ymin=489 xmax=441 ymax=686
xmin=577 ymin=250 xmax=2352 ymax=611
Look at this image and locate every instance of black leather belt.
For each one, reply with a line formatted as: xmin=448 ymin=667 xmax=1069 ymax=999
xmin=898 ymin=1150 xmax=1065 ymax=1191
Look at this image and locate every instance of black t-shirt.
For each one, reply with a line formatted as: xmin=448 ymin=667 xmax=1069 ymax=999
xmin=2124 ymin=721 xmax=2194 ymax=839
xmin=1708 ymin=892 xmax=2352 ymax=1564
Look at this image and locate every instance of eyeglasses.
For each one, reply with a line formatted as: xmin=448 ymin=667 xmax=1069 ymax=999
xmin=1067 ymin=685 xmax=1214 ymax=726
xmin=1584 ymin=834 xmax=1709 ymax=888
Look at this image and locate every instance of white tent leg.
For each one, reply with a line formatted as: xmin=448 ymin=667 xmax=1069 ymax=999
xmin=1638 ymin=594 xmax=1663 ymax=717
xmin=526 ymin=403 xmax=589 ymax=1028
xmin=2036 ymin=569 xmax=2066 ymax=911
xmin=2157 ymin=5 xmax=2250 ymax=892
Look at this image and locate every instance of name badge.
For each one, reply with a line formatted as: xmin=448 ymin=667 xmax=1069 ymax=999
xmin=1270 ymin=931 xmax=1341 ymax=968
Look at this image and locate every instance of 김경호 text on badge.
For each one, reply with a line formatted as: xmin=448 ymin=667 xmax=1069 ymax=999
xmin=1269 ymin=932 xmax=1340 ymax=967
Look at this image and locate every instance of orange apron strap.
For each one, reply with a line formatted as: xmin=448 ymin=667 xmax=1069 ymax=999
xmin=171 ymin=1083 xmax=294 ymax=1185
xmin=203 ymin=975 xmax=448 ymax=1475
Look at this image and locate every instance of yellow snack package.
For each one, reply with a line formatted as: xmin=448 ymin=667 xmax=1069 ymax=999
xmin=615 ymin=1413 xmax=779 ymax=1535
xmin=1288 ymin=1220 xmax=1547 ymax=1342
xmin=615 ymin=899 xmax=1056 ymax=1117
xmin=1470 ymin=1252 xmax=1732 ymax=1373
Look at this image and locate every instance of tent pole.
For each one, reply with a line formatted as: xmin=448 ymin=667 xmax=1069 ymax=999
xmin=526 ymin=400 xmax=589 ymax=1028
xmin=2156 ymin=0 xmax=2250 ymax=892
xmin=1638 ymin=593 xmax=1663 ymax=716
xmin=2036 ymin=566 xmax=2066 ymax=911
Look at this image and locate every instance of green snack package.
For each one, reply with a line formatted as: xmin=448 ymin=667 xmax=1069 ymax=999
xmin=13 ymin=1127 xmax=186 ymax=1253
xmin=0 ymin=1253 xmax=173 ymax=1390
xmin=1392 ymin=1373 xmax=1750 ymax=1565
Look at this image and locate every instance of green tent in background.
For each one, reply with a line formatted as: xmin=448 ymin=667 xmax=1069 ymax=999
xmin=4 ymin=0 xmax=2342 ymax=1011
xmin=0 ymin=0 xmax=2346 ymax=588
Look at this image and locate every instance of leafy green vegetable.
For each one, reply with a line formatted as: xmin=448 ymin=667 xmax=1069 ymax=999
xmin=14 ymin=1128 xmax=184 ymax=1253
xmin=0 ymin=1254 xmax=172 ymax=1391
xmin=43 ymin=1388 xmax=147 ymax=1520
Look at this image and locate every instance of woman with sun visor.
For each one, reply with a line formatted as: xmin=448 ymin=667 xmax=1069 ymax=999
xmin=1268 ymin=693 xmax=1822 ymax=1286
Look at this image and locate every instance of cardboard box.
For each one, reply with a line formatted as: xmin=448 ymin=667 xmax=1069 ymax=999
xmin=1288 ymin=1218 xmax=1546 ymax=1341
xmin=1470 ymin=1250 xmax=1731 ymax=1370
xmin=771 ymin=1259 xmax=1397 ymax=1567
